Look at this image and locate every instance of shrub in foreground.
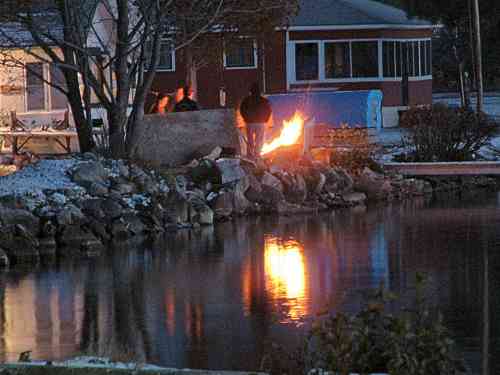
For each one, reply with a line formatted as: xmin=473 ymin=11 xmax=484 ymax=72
xmin=399 ymin=104 xmax=497 ymax=162
xmin=263 ymin=274 xmax=466 ymax=375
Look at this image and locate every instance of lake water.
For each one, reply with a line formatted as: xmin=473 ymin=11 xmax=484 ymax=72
xmin=1 ymin=191 xmax=500 ymax=374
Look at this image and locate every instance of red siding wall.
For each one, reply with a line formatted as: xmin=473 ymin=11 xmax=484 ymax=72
xmin=149 ymin=28 xmax=434 ymax=111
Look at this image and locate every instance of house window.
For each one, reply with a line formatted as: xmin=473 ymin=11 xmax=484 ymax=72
xmin=224 ymin=38 xmax=256 ymax=69
xmin=26 ymin=63 xmax=68 ymax=112
xmin=383 ymin=40 xmax=432 ymax=78
xmin=351 ymin=41 xmax=378 ymax=78
xmin=49 ymin=64 xmax=68 ymax=110
xmin=325 ymin=42 xmax=350 ymax=79
xmin=26 ymin=63 xmax=45 ymax=111
xmin=295 ymin=43 xmax=319 ymax=81
xmin=383 ymin=41 xmax=396 ymax=78
xmin=158 ymin=40 xmax=174 ymax=71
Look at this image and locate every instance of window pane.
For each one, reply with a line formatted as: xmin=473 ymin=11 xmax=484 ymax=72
xmin=295 ymin=43 xmax=319 ymax=81
xmin=413 ymin=41 xmax=420 ymax=76
xmin=395 ymin=42 xmax=403 ymax=77
xmin=426 ymin=40 xmax=432 ymax=76
xmin=50 ymin=64 xmax=67 ymax=110
xmin=26 ymin=63 xmax=45 ymax=111
xmin=225 ymin=39 xmax=255 ymax=68
xmin=351 ymin=42 xmax=378 ymax=78
xmin=159 ymin=41 xmax=173 ymax=70
xmin=383 ymin=41 xmax=395 ymax=77
xmin=325 ymin=42 xmax=350 ymax=78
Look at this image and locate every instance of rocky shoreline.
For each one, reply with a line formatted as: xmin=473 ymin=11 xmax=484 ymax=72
xmin=0 ymin=150 xmax=498 ymax=267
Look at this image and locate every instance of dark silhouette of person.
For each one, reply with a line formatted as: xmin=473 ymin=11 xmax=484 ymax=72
xmin=240 ymin=83 xmax=272 ymax=158
xmin=151 ymin=91 xmax=171 ymax=114
xmin=174 ymin=86 xmax=199 ymax=112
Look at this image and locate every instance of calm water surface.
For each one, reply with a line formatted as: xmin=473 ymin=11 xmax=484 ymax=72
xmin=1 ymin=191 xmax=500 ymax=374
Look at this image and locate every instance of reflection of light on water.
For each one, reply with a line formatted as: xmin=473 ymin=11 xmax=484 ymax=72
xmin=264 ymin=237 xmax=307 ymax=322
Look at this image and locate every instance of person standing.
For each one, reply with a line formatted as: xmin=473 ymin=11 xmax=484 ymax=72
xmin=174 ymin=86 xmax=199 ymax=112
xmin=240 ymin=83 xmax=272 ymax=158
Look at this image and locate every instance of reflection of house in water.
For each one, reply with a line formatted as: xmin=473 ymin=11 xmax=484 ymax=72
xmin=0 ymin=271 xmax=85 ymax=362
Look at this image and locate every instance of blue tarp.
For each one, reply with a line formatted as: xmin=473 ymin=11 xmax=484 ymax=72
xmin=266 ymin=90 xmax=383 ymax=130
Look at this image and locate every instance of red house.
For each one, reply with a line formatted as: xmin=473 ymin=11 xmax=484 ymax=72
xmin=151 ymin=0 xmax=434 ymax=128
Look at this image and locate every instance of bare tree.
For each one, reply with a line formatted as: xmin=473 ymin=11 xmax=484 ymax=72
xmin=0 ymin=0 xmax=298 ymax=158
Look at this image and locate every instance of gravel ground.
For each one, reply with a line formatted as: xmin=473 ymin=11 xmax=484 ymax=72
xmin=0 ymin=159 xmax=81 ymax=197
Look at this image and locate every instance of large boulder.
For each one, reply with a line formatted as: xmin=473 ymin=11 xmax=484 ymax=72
xmin=188 ymin=197 xmax=214 ymax=225
xmin=354 ymin=167 xmax=393 ymax=201
xmin=342 ymin=192 xmax=367 ymax=206
xmin=0 ymin=207 xmax=39 ymax=236
xmin=56 ymin=204 xmax=87 ymax=227
xmin=216 ymin=158 xmax=246 ymax=184
xmin=0 ymin=224 xmax=40 ymax=261
xmin=0 ymin=248 xmax=10 ymax=267
xmin=58 ymin=225 xmax=104 ymax=255
xmin=71 ymin=161 xmax=107 ymax=188
xmin=233 ymin=176 xmax=252 ymax=213
xmin=261 ymin=172 xmax=284 ymax=193
xmin=213 ymin=192 xmax=234 ymax=219
xmin=284 ymin=173 xmax=308 ymax=204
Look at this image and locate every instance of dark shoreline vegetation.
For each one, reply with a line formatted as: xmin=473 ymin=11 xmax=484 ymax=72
xmin=0 ymin=148 xmax=499 ymax=268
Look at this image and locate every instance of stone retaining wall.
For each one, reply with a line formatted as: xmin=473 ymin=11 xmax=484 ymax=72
xmin=132 ymin=110 xmax=240 ymax=167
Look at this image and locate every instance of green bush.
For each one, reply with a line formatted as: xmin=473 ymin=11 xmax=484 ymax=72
xmin=328 ymin=127 xmax=380 ymax=174
xmin=399 ymin=104 xmax=497 ymax=162
xmin=262 ymin=274 xmax=466 ymax=375
xmin=304 ymin=274 xmax=465 ymax=375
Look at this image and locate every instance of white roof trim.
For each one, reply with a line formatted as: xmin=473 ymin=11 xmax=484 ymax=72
xmin=286 ymin=24 xmax=436 ymax=31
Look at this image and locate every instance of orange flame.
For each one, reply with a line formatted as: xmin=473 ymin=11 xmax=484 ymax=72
xmin=261 ymin=112 xmax=305 ymax=156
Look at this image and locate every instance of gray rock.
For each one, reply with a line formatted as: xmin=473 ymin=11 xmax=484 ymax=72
xmin=335 ymin=168 xmax=354 ymax=193
xmin=57 ymin=204 xmax=86 ymax=226
xmin=216 ymin=158 xmax=246 ymax=184
xmin=116 ymin=160 xmax=130 ymax=179
xmin=204 ymin=146 xmax=223 ymax=161
xmin=175 ymin=175 xmax=189 ymax=197
xmin=89 ymin=182 xmax=109 ymax=197
xmin=0 ymin=248 xmax=10 ymax=267
xmin=81 ymin=199 xmax=105 ymax=220
xmin=260 ymin=185 xmax=286 ymax=206
xmin=82 ymin=152 xmax=98 ymax=161
xmin=213 ymin=192 xmax=234 ymax=218
xmin=113 ymin=183 xmax=136 ymax=195
xmin=286 ymin=174 xmax=308 ymax=204
xmin=234 ymin=176 xmax=252 ymax=214
xmin=122 ymin=213 xmax=146 ymax=235
xmin=188 ymin=197 xmax=214 ymax=225
xmin=0 ymin=207 xmax=39 ymax=236
xmin=261 ymin=172 xmax=284 ymax=192
xmin=342 ymin=192 xmax=367 ymax=205
xmin=71 ymin=161 xmax=107 ymax=188
xmin=59 ymin=225 xmax=103 ymax=254
xmin=0 ymin=224 xmax=40 ymax=261
xmin=48 ymin=192 xmax=67 ymax=206
xmin=110 ymin=220 xmax=130 ymax=240
xmin=101 ymin=199 xmax=124 ymax=221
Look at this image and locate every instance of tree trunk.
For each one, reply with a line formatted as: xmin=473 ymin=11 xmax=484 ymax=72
xmin=64 ymin=71 xmax=95 ymax=153
xmin=472 ymin=0 xmax=484 ymax=113
xmin=107 ymin=110 xmax=126 ymax=158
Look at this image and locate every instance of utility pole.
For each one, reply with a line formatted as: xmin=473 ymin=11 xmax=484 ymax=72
xmin=472 ymin=0 xmax=484 ymax=113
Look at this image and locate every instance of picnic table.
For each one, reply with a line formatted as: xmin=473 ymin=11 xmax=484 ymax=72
xmin=0 ymin=110 xmax=78 ymax=155
xmin=0 ymin=129 xmax=78 ymax=155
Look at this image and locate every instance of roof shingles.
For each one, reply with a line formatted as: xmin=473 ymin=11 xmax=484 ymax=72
xmin=291 ymin=0 xmax=431 ymax=27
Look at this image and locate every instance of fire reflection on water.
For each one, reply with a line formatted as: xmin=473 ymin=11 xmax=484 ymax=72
xmin=263 ymin=237 xmax=308 ymax=322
